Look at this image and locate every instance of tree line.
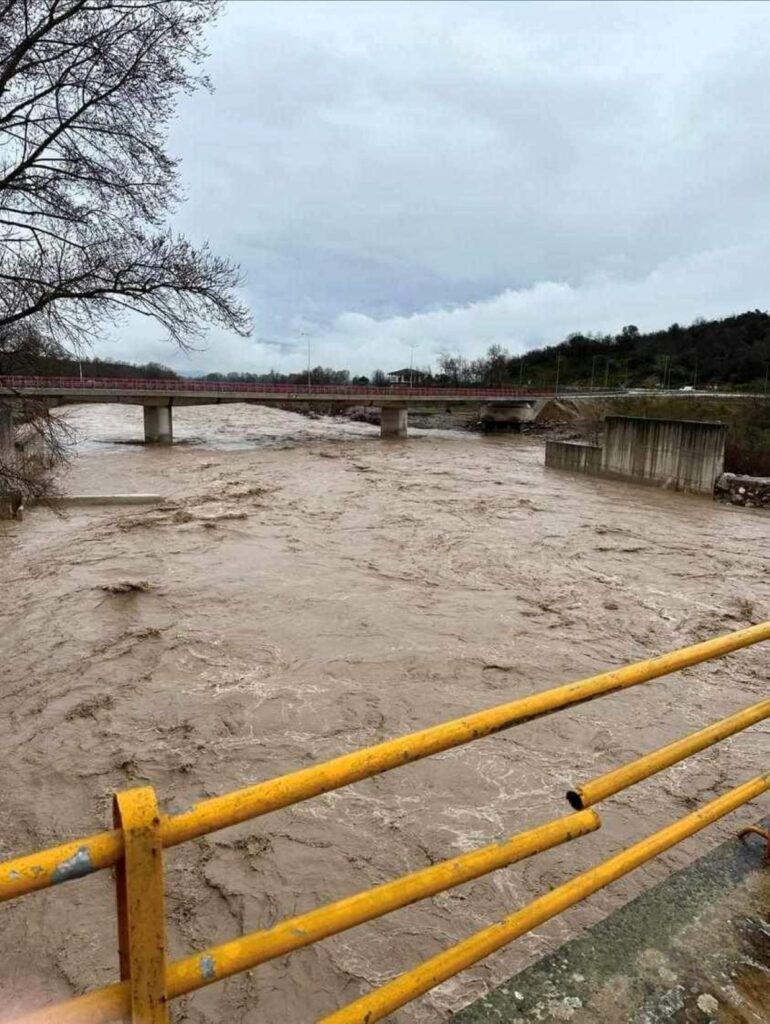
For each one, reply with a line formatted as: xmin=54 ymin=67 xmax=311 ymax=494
xmin=5 ymin=309 xmax=770 ymax=392
xmin=208 ymin=311 xmax=770 ymax=390
xmin=426 ymin=311 xmax=770 ymax=391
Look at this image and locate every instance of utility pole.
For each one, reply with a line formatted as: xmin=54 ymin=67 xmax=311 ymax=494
xmin=590 ymin=353 xmax=599 ymax=391
xmin=693 ymin=354 xmax=698 ymax=389
xmin=519 ymin=356 xmax=525 ymax=387
xmin=301 ymin=332 xmax=310 ymax=388
xmin=604 ymin=357 xmax=610 ymax=389
xmin=660 ymin=354 xmax=670 ymax=390
xmin=555 ymin=354 xmax=561 ymax=396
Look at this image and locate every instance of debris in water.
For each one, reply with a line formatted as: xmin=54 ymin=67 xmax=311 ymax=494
xmin=100 ymin=580 xmax=151 ymax=594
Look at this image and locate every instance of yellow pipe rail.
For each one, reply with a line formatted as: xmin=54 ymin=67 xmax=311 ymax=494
xmin=319 ymin=772 xmax=770 ymax=1024
xmin=14 ymin=809 xmax=600 ymax=1023
xmin=2 ymin=621 xmax=768 ymax=904
xmin=567 ymin=697 xmax=770 ymax=809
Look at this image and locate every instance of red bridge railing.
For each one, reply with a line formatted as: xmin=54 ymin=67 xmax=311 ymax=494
xmin=0 ymin=375 xmax=555 ymax=400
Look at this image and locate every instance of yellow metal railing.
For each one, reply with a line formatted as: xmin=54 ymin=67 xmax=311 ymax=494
xmin=567 ymin=696 xmax=770 ymax=809
xmin=320 ymin=774 xmax=770 ymax=1024
xmin=3 ymin=621 xmax=769 ymax=1023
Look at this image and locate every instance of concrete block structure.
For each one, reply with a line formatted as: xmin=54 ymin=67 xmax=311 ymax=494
xmin=545 ymin=441 xmax=603 ymax=474
xmin=545 ymin=416 xmax=727 ymax=495
xmin=602 ymin=416 xmax=726 ymax=494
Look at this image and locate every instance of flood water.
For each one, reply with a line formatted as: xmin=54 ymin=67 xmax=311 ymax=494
xmin=0 ymin=403 xmax=768 ymax=1023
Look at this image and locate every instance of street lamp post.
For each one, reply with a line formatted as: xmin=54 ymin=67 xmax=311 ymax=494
xmin=409 ymin=343 xmax=419 ymax=387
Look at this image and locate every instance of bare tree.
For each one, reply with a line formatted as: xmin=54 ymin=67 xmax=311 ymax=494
xmin=0 ymin=0 xmax=252 ymax=501
xmin=0 ymin=0 xmax=251 ymax=347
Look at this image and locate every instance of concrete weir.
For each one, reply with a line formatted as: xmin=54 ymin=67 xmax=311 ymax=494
xmin=143 ymin=402 xmax=173 ymax=444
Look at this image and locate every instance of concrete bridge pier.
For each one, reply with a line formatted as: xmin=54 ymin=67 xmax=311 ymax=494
xmin=143 ymin=401 xmax=173 ymax=444
xmin=480 ymin=402 xmax=537 ymax=432
xmin=0 ymin=404 xmax=23 ymax=521
xmin=0 ymin=404 xmax=12 ymax=456
xmin=380 ymin=405 xmax=408 ymax=438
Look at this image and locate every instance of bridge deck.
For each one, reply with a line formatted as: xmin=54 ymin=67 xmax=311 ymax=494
xmin=1 ymin=375 xmax=554 ymax=406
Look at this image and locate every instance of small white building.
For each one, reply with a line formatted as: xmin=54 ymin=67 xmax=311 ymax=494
xmin=386 ymin=368 xmax=428 ymax=385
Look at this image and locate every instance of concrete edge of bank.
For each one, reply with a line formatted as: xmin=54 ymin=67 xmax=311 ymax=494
xmin=451 ymin=820 xmax=769 ymax=1024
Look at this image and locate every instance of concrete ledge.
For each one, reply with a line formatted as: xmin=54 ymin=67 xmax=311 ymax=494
xmin=46 ymin=494 xmax=162 ymax=507
xmin=452 ymin=823 xmax=769 ymax=1024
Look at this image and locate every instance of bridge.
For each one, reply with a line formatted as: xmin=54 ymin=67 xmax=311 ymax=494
xmin=0 ymin=375 xmax=563 ymax=441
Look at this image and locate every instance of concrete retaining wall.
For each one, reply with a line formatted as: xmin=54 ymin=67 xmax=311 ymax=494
xmin=601 ymin=416 xmax=726 ymax=494
xmin=545 ymin=440 xmax=603 ymax=473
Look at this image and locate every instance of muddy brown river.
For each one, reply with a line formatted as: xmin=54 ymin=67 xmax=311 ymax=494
xmin=0 ymin=403 xmax=768 ymax=1023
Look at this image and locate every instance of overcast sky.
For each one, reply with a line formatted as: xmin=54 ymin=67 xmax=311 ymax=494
xmin=101 ymin=0 xmax=770 ymax=375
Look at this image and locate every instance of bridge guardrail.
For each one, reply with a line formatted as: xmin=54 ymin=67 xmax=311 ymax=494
xmin=5 ymin=621 xmax=769 ymax=1022
xmin=0 ymin=375 xmax=556 ymax=399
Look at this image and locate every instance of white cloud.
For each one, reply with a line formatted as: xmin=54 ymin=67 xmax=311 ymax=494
xmin=105 ymin=243 xmax=769 ymax=376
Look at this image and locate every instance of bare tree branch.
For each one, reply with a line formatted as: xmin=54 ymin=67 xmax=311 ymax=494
xmin=0 ymin=0 xmax=252 ymax=350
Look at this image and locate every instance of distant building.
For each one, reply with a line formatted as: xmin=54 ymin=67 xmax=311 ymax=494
xmin=387 ymin=368 xmax=429 ymax=385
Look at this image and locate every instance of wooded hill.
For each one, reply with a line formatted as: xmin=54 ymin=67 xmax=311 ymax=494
xmin=441 ymin=310 xmax=770 ymax=390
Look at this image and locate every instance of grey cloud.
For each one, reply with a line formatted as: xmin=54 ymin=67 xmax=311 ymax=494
xmin=101 ymin=0 xmax=770 ymax=374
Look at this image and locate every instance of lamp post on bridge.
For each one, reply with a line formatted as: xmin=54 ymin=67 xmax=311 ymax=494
xmin=409 ymin=342 xmax=419 ymax=387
